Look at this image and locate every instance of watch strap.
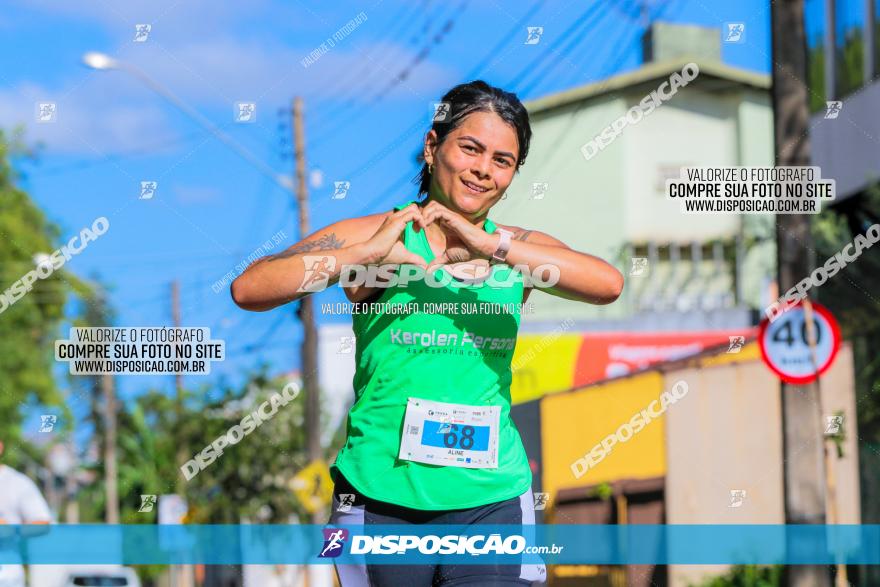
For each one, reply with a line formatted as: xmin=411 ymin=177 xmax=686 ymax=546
xmin=490 ymin=228 xmax=514 ymax=265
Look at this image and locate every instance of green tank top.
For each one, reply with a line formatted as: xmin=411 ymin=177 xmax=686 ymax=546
xmin=331 ymin=199 xmax=532 ymax=510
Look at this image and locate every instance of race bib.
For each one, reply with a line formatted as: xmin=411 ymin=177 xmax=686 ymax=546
xmin=399 ymin=398 xmax=500 ymax=468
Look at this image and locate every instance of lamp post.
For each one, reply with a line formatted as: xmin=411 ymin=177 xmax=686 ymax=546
xmin=81 ymin=52 xmax=293 ymax=193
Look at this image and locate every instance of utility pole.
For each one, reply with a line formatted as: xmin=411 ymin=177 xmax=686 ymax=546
xmin=89 ymin=286 xmax=118 ymax=523
xmin=171 ymin=280 xmax=195 ymax=587
xmin=65 ymin=442 xmax=80 ymax=523
xmin=770 ymin=2 xmax=830 ymax=586
xmin=172 ymin=280 xmax=186 ymax=497
xmin=292 ymin=96 xmax=324 ymax=587
xmin=101 ymin=372 xmax=119 ymax=523
xmin=292 ymin=96 xmax=321 ymax=480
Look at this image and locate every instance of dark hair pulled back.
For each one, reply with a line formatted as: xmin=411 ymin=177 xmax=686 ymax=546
xmin=413 ymin=80 xmax=531 ymax=199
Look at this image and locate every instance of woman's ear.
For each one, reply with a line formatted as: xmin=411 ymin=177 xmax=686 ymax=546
xmin=423 ymin=130 xmax=438 ymax=167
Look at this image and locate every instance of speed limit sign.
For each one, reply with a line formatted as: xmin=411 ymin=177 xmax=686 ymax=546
xmin=758 ymin=301 xmax=841 ymax=384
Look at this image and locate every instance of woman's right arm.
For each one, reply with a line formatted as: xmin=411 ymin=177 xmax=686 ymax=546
xmin=231 ymin=205 xmax=427 ymax=312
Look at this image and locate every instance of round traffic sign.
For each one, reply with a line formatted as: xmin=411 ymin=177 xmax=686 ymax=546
xmin=758 ymin=301 xmax=841 ymax=384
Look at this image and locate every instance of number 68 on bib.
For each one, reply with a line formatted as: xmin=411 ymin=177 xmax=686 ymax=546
xmin=399 ymin=398 xmax=500 ymax=469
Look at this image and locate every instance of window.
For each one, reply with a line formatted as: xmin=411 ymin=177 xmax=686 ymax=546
xmin=655 ymin=164 xmax=691 ymax=193
xmin=834 ymin=0 xmax=866 ymax=98
xmin=805 ymin=0 xmax=828 ymax=112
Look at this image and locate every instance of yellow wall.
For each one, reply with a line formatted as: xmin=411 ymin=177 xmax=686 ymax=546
xmin=541 ymin=371 xmax=668 ymax=499
xmin=511 ymin=334 xmax=760 ymax=405
xmin=510 ymin=333 xmax=581 ymax=404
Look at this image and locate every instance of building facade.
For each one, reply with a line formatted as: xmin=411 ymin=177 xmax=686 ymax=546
xmin=493 ymin=23 xmax=776 ymax=333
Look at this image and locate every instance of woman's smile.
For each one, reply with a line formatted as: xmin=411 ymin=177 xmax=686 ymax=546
xmin=460 ymin=177 xmax=491 ymax=195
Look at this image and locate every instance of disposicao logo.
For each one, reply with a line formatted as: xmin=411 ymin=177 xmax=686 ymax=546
xmin=319 ymin=528 xmax=349 ymax=558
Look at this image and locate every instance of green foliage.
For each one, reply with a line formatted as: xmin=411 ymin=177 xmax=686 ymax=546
xmin=179 ymin=372 xmax=311 ymax=524
xmin=834 ymin=27 xmax=865 ymax=99
xmin=591 ymin=481 xmax=613 ymax=501
xmin=812 ymin=190 xmax=880 ymax=334
xmin=689 ymin=564 xmax=782 ymax=587
xmin=807 ymin=42 xmax=826 ymax=113
xmin=0 ymin=127 xmax=94 ymax=458
xmin=876 ymin=22 xmax=880 ymax=82
xmin=812 ymin=185 xmax=880 ymax=440
xmin=76 ymin=370 xmax=320 ymax=525
xmin=74 ymin=371 xmax=322 ymax=584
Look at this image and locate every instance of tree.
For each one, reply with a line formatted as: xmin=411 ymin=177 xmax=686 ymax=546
xmin=691 ymin=564 xmax=783 ymax=587
xmin=812 ymin=186 xmax=880 ymax=572
xmin=813 ymin=186 xmax=880 ymax=325
xmin=807 ymin=42 xmax=826 ymax=113
xmin=0 ymin=127 xmax=94 ymax=463
xmin=78 ymin=367 xmax=343 ymax=526
xmin=172 ymin=370 xmax=315 ymax=524
xmin=834 ymin=27 xmax=865 ymax=99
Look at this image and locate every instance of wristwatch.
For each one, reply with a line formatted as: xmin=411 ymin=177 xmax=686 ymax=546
xmin=489 ymin=228 xmax=514 ymax=266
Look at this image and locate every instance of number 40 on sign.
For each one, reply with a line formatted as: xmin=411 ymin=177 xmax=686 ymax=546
xmin=758 ymin=301 xmax=841 ymax=384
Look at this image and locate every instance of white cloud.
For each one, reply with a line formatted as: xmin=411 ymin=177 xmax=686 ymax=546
xmin=113 ymin=37 xmax=454 ymax=107
xmin=0 ymin=4 xmax=457 ymax=156
xmin=130 ymin=39 xmax=299 ymax=105
xmin=0 ymin=80 xmax=173 ymax=155
xmin=11 ymin=0 xmax=275 ymax=34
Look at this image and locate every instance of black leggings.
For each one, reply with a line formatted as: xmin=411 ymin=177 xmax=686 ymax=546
xmin=327 ymin=472 xmax=546 ymax=586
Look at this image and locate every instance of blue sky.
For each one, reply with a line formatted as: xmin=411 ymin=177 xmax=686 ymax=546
xmin=0 ymin=0 xmax=771 ymax=420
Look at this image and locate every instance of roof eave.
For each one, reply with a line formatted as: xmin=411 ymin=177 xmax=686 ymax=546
xmin=523 ymin=56 xmax=772 ymax=115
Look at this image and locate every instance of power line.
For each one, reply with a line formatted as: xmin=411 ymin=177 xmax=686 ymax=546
xmin=21 ymin=126 xmax=229 ymax=177
xmin=459 ymin=1 xmax=545 ymax=82
xmin=508 ymin=1 xmax=607 ymax=93
xmin=336 ymin=2 xmax=549 ymax=217
xmin=0 ymin=247 xmax=289 ymax=273
xmin=224 ymin=303 xmax=294 ymax=355
xmin=518 ymin=0 xmax=638 ymax=96
xmin=349 ymin=1 xmax=672 ymax=219
xmin=333 ymin=0 xmax=546 ymax=201
xmin=311 ymin=0 xmax=471 ymax=150
xmin=560 ymin=0 xmax=641 ymax=88
xmin=308 ymin=2 xmax=435 ymax=128
xmin=310 ymin=0 xmax=469 ymax=129
xmin=370 ymin=0 xmax=470 ymax=102
xmin=526 ymin=0 xmax=677 ymax=169
xmin=409 ymin=0 xmax=440 ymax=44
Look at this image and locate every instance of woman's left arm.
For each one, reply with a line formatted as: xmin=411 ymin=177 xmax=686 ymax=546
xmin=418 ymin=203 xmax=623 ymax=306
xmin=497 ymin=226 xmax=624 ymax=305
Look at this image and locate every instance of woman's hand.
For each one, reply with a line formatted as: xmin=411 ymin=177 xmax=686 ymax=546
xmin=361 ymin=204 xmax=429 ymax=269
xmin=420 ymin=202 xmax=497 ymax=273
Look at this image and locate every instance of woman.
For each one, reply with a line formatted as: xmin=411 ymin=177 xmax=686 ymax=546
xmin=232 ymin=80 xmax=624 ymax=586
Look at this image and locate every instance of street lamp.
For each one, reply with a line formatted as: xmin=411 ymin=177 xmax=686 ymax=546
xmin=82 ymin=52 xmax=118 ymax=71
xmin=82 ymin=51 xmax=293 ymax=192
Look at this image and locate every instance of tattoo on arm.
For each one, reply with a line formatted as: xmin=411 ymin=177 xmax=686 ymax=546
xmin=267 ymin=233 xmax=347 ymax=261
xmin=513 ymin=229 xmax=533 ymax=242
